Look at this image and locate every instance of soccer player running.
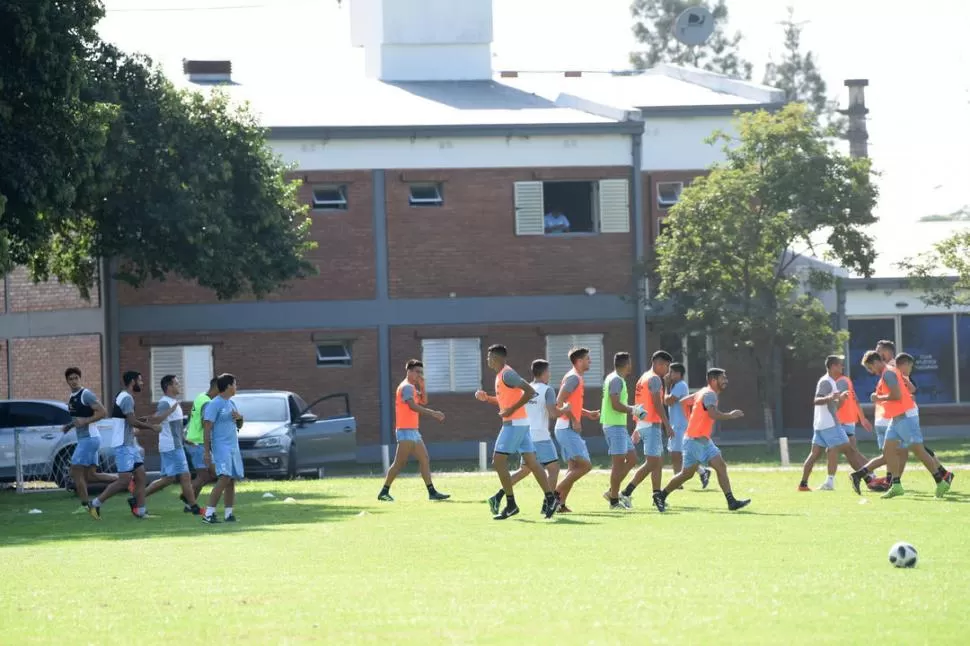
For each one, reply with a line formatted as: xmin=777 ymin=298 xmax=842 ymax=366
xmin=551 ymin=347 xmax=600 ymax=513
xmin=202 ymin=373 xmax=245 ymax=523
xmin=88 ymin=371 xmax=176 ymax=520
xmin=849 ymin=352 xmax=951 ymax=498
xmin=142 ymin=375 xmax=202 ymax=514
xmin=183 ymin=378 xmax=219 ymax=504
xmin=477 ymin=345 xmax=558 ymax=520
xmin=653 ymin=368 xmax=750 ymax=513
xmin=662 ymin=362 xmax=711 ymax=490
xmin=619 ymin=350 xmax=674 ymax=505
xmin=62 ymin=367 xmax=115 ymax=512
xmin=507 ymin=359 xmax=564 ymax=495
xmin=378 ymin=359 xmax=450 ymax=502
xmin=599 ymin=352 xmax=640 ymax=510
xmin=798 ymin=355 xmax=869 ymax=491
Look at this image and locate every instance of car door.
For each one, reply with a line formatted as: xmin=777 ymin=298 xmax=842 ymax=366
xmin=297 ymin=394 xmax=357 ymax=466
xmin=289 ymin=395 xmax=324 ymax=470
xmin=7 ymin=402 xmax=70 ymax=472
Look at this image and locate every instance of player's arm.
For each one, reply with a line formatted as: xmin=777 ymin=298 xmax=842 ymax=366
xmin=813 ymin=380 xmax=839 ymax=405
xmin=706 ymin=394 xmax=743 ymax=421
xmin=403 ymin=385 xmax=445 ymax=421
xmin=127 ymin=412 xmax=158 ymax=432
xmin=556 ymin=376 xmax=580 ymax=427
xmin=650 ymin=377 xmax=672 ymax=435
xmin=544 ymin=388 xmax=562 ymax=418
xmin=85 ymin=399 xmax=108 ymax=426
xmin=474 ymin=389 xmax=498 ymax=405
xmin=146 ymin=399 xmax=180 ymax=423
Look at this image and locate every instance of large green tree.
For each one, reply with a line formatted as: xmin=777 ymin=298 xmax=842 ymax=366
xmin=653 ymin=104 xmax=878 ymax=441
xmin=898 ymin=228 xmax=970 ymax=308
xmin=629 ymin=0 xmax=753 ymax=80
xmin=0 ymin=0 xmax=314 ymax=299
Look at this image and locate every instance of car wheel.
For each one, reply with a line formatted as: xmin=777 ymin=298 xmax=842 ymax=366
xmin=286 ymin=445 xmax=298 ymax=479
xmin=52 ymin=448 xmax=75 ymax=491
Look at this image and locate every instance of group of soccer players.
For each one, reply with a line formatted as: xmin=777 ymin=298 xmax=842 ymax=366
xmin=380 ymin=344 xmax=751 ymax=519
xmin=62 ymin=367 xmax=247 ymax=523
xmin=800 ymin=338 xmax=955 ymax=498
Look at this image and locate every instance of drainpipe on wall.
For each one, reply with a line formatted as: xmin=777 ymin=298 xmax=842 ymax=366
xmin=631 ymin=131 xmax=648 ymax=373
xmin=100 ymin=257 xmax=121 ymax=400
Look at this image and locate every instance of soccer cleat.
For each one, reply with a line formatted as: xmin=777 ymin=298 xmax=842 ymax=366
xmin=377 ymin=492 xmax=394 ymax=502
xmin=87 ymin=504 xmax=102 ymax=520
xmin=817 ymin=481 xmax=835 ymax=491
xmin=601 ymin=490 xmax=611 ymax=504
xmin=429 ymin=491 xmax=451 ymax=501
xmin=185 ymin=505 xmax=201 ymax=515
xmin=224 ymin=514 xmax=237 ymax=523
xmin=728 ymin=498 xmax=751 ymax=511
xmin=797 ymin=485 xmax=812 ymax=492
xmin=487 ymin=494 xmax=501 ymax=515
xmin=610 ymin=502 xmax=626 ymax=511
xmin=543 ymin=496 xmax=559 ymax=519
xmin=652 ymin=491 xmax=666 ymax=513
xmin=619 ymin=493 xmax=633 ymax=509
xmin=867 ymin=477 xmax=890 ymax=492
xmin=127 ymin=496 xmax=138 ymax=517
xmin=73 ymin=504 xmax=90 ymax=515
xmin=699 ymin=468 xmax=711 ymax=490
xmin=849 ymin=472 xmax=864 ymax=495
xmin=935 ymin=476 xmax=952 ymax=498
xmin=881 ymin=483 xmax=905 ymax=499
xmin=202 ymin=514 xmax=220 ymax=524
xmin=493 ymin=505 xmax=520 ymax=520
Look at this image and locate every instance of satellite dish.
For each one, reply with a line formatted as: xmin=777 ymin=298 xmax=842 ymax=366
xmin=673 ymin=6 xmax=715 ymax=46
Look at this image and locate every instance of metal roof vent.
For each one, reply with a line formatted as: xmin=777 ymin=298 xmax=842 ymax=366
xmin=182 ymin=59 xmax=233 ymax=84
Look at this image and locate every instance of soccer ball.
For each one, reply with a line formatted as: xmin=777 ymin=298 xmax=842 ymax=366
xmin=888 ymin=542 xmax=918 ymax=568
xmin=632 ymin=404 xmax=648 ymax=421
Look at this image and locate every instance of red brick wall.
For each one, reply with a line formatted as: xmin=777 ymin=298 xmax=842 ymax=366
xmin=119 ymin=329 xmax=381 ymax=444
xmin=390 ymin=321 xmax=637 ymax=443
xmin=10 ymin=335 xmax=103 ymax=400
xmin=7 ymin=267 xmax=99 ymax=312
xmin=643 ymin=170 xmax=708 ymax=248
xmin=387 ymin=167 xmax=635 ymax=299
xmin=117 ymin=171 xmax=376 ymax=306
xmin=0 ymin=340 xmax=7 ymax=398
xmin=1 ymin=275 xmax=6 ymax=312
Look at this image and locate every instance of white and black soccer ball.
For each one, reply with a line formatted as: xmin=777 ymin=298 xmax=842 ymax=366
xmin=888 ymin=542 xmax=918 ymax=568
xmin=632 ymin=404 xmax=648 ymax=421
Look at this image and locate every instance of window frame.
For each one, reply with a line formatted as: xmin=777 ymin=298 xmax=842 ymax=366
xmin=540 ymin=180 xmax=599 ymax=235
xmin=408 ymin=182 xmax=444 ymax=207
xmin=656 ymin=181 xmax=684 ymax=210
xmin=310 ymin=184 xmax=349 ymax=211
xmin=315 ymin=342 xmax=353 ymax=368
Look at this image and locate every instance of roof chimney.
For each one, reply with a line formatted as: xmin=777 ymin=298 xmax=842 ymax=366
xmin=350 ymin=0 xmax=493 ymax=81
xmin=840 ymin=79 xmax=869 ymax=158
xmin=182 ymin=59 xmax=232 ymax=84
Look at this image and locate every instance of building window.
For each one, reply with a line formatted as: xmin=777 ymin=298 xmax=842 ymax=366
xmin=656 ymin=182 xmax=683 ymax=210
xmin=316 ymin=343 xmax=352 ymax=367
xmin=660 ymin=332 xmax=712 ymax=391
xmin=545 ymin=334 xmax=605 ymax=385
xmin=901 ymin=315 xmax=957 ymax=404
xmin=513 ymin=179 xmax=629 ymax=236
xmin=957 ymin=315 xmax=970 ymax=403
xmin=408 ymin=183 xmax=444 ymax=207
xmin=421 ymin=338 xmax=481 ymax=393
xmin=149 ymin=345 xmax=213 ymax=402
xmin=311 ymin=185 xmax=348 ymax=210
xmin=847 ymin=318 xmax=897 ymax=401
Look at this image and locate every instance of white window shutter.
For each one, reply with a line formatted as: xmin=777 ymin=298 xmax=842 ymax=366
xmin=514 ymin=181 xmax=545 ymax=236
xmin=545 ymin=334 xmax=605 ymax=386
xmin=545 ymin=336 xmax=574 ymax=385
xmin=577 ymin=334 xmax=605 ymax=385
xmin=182 ymin=346 xmax=214 ymax=400
xmin=421 ymin=339 xmax=453 ymax=393
xmin=598 ymin=179 xmax=630 ymax=233
xmin=150 ymin=347 xmax=184 ymax=402
xmin=450 ymin=338 xmax=482 ymax=392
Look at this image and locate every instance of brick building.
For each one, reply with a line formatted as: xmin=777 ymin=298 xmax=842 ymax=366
xmin=4 ymin=0 xmax=884 ymax=461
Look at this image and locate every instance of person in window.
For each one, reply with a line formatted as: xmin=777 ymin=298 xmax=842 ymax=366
xmin=544 ymin=209 xmax=570 ymax=234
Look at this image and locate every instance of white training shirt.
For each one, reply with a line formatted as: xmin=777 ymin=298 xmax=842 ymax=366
xmin=525 ymin=381 xmax=555 ymax=442
xmin=813 ymin=374 xmax=839 ymax=431
xmin=157 ymin=396 xmax=184 ymax=452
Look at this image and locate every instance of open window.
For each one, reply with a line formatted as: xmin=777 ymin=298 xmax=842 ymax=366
xmin=408 ymin=183 xmax=443 ymax=207
xmin=316 ymin=343 xmax=352 ymax=367
xmin=657 ymin=182 xmax=683 ymax=210
xmin=514 ymin=179 xmax=629 ymax=236
xmin=311 ymin=185 xmax=348 ymax=211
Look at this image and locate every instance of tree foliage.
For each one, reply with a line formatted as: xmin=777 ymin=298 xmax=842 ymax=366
xmin=629 ymin=0 xmax=753 ymax=79
xmin=899 ymin=231 xmax=970 ymax=308
xmin=0 ymin=0 xmax=315 ymax=299
xmin=653 ymin=104 xmax=878 ymax=438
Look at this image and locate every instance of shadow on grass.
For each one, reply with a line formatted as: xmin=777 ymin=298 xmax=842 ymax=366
xmin=0 ymin=488 xmax=372 ymax=548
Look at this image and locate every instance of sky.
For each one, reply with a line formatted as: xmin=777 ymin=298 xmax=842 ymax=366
xmin=99 ymin=0 xmax=970 ymax=233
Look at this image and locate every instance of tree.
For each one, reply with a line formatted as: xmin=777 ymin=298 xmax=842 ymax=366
xmin=653 ymin=104 xmax=878 ymax=442
xmin=762 ymin=7 xmax=845 ymax=133
xmin=629 ymin=0 xmax=753 ymax=80
xmin=898 ymin=230 xmax=970 ymax=308
xmin=0 ymin=0 xmax=315 ymax=299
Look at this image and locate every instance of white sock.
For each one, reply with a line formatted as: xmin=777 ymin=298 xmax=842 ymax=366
xmin=205 ymin=506 xmax=216 ymax=517
xmin=137 ymin=507 xmax=146 ymax=516
xmin=225 ymin=507 xmax=233 ymax=519
xmin=91 ymin=498 xmax=102 ymax=508
xmin=825 ymin=475 xmax=835 ymax=484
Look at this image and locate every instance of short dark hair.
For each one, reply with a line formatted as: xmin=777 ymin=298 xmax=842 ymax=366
xmin=651 ymin=350 xmax=673 ymax=363
xmin=531 ymin=359 xmax=550 ymax=378
xmin=65 ymin=367 xmax=82 ymax=380
xmin=122 ymin=371 xmax=141 ymax=387
xmin=487 ymin=344 xmax=508 ymax=358
xmin=876 ymin=339 xmax=896 ymax=353
xmin=161 ymin=374 xmax=177 ymax=393
xmin=895 ymin=352 xmax=915 ymax=366
xmin=861 ymin=350 xmax=881 ymax=366
xmin=669 ymin=362 xmax=686 ymax=377
xmin=568 ymin=347 xmax=589 ymax=364
xmin=406 ymin=359 xmax=423 ymax=371
xmin=216 ymin=373 xmax=236 ymax=392
xmin=825 ymin=355 xmax=844 ymax=370
xmin=614 ymin=352 xmax=631 ymax=369
xmin=209 ymin=377 xmax=219 ymax=389
xmin=706 ymin=368 xmax=726 ymax=383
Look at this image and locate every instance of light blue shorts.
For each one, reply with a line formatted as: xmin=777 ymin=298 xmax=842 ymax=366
xmin=886 ymin=415 xmax=923 ymax=449
xmin=114 ymin=445 xmax=144 ymax=473
xmin=495 ymin=422 xmax=535 ymax=455
xmin=212 ymin=445 xmax=245 ymax=480
xmin=683 ymin=437 xmax=720 ymax=469
xmin=555 ymin=427 xmax=590 ymax=463
xmin=667 ymin=426 xmax=687 ymax=453
xmin=812 ymin=425 xmax=849 ymax=449
xmin=71 ymin=436 xmax=101 ymax=467
xmin=184 ymin=444 xmax=206 ymax=472
xmin=533 ymin=439 xmax=559 ymax=465
xmin=396 ymin=429 xmax=423 ymax=443
xmin=875 ymin=424 xmax=888 ymax=451
xmin=842 ymin=423 xmax=856 ymax=437
xmin=604 ymin=425 xmax=633 ymax=455
xmin=160 ymin=448 xmax=190 ymax=477
xmin=639 ymin=423 xmax=663 ymax=458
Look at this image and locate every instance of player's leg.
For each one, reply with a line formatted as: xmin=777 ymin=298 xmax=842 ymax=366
xmin=176 ymin=471 xmax=200 ymax=513
xmin=144 ymin=476 xmax=174 ymax=498
xmin=880 ymin=436 xmax=904 ymax=498
xmin=88 ymin=447 xmax=137 ymax=518
xmin=707 ymin=453 xmax=751 ymax=511
xmin=653 ymin=463 xmax=697 ymax=512
xmin=132 ymin=464 xmax=148 ymax=517
xmin=553 ymin=429 xmax=591 ymax=511
xmin=604 ymin=426 xmax=631 ymax=508
xmin=86 ymin=465 xmax=117 ymax=484
xmin=510 ymin=460 xmax=532 ymax=486
xmin=412 ymin=440 xmax=449 ymax=500
xmin=520 ymin=451 xmax=558 ymax=518
xmin=815 ymin=427 xmax=850 ymax=490
xmin=799 ymin=444 xmax=825 ymax=490
xmin=379 ymin=436 xmax=415 ymax=501
xmin=69 ymin=439 xmax=94 ymax=507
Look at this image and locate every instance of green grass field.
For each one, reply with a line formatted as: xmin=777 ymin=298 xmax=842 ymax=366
xmin=2 ymin=440 xmax=969 ymax=645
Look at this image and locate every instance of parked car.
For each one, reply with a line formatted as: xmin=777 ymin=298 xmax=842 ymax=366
xmin=229 ymin=390 xmax=357 ymax=478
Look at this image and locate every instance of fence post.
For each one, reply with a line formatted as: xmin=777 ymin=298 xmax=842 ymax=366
xmin=478 ymin=441 xmax=488 ymax=472
xmin=779 ymin=436 xmax=790 ymax=467
xmin=381 ymin=444 xmax=390 ymax=475
xmin=14 ymin=428 xmax=24 ymax=494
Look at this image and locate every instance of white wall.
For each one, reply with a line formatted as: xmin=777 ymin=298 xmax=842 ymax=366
xmin=273 ymin=133 xmax=634 ymax=170
xmin=641 ymin=115 xmax=736 ymax=171
xmin=846 ymin=287 xmax=970 ymax=317
xmin=380 ymin=0 xmax=493 ymax=44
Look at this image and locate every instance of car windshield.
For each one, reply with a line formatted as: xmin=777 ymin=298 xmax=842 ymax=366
xmin=230 ymin=396 xmax=288 ymax=422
